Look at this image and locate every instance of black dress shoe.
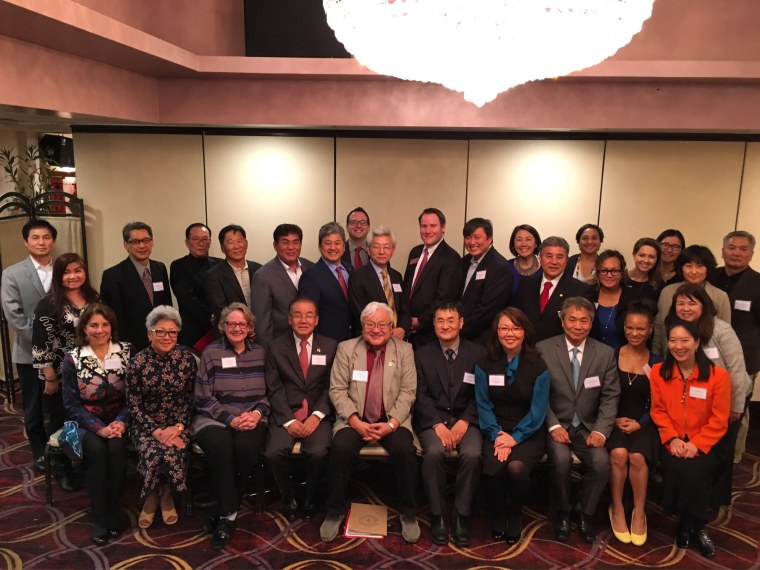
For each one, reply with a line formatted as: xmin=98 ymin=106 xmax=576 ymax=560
xmin=676 ymin=522 xmax=690 ymax=549
xmin=204 ymin=516 xmax=219 ymax=534
xmin=56 ymin=472 xmax=81 ymax=492
xmin=452 ymin=511 xmax=471 ymax=547
xmin=91 ymin=526 xmax=109 ymax=546
xmin=505 ymin=510 xmax=521 ymax=545
xmin=491 ymin=529 xmax=506 ymax=541
xmin=578 ymin=514 xmax=596 ymax=544
xmin=34 ymin=456 xmax=46 ymax=473
xmin=211 ymin=518 xmax=236 ymax=550
xmin=302 ymin=500 xmax=317 ymax=521
xmin=283 ymin=491 xmax=299 ymax=521
xmin=554 ymin=512 xmax=570 ymax=542
xmin=692 ymin=528 xmax=716 ymax=558
xmin=430 ymin=515 xmax=448 ymax=546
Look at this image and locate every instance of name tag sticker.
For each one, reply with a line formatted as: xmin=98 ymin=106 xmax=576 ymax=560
xmin=463 ymin=372 xmax=475 ymax=385
xmin=392 ymin=283 xmax=403 ymax=293
xmin=152 ymin=282 xmax=165 ymax=292
xmin=409 ymin=257 xmax=420 ymax=265
xmin=594 ymin=302 xmax=599 ymax=309
xmin=735 ymin=299 xmax=751 ymax=311
xmin=221 ymin=356 xmax=237 ymax=369
xmin=690 ymin=386 xmax=707 ymax=399
xmin=584 ymin=376 xmax=601 ymax=389
xmin=703 ymin=347 xmax=719 ymax=360
xmin=489 ymin=374 xmax=505 ymax=386
xmin=643 ymin=363 xmax=652 ymax=379
xmin=352 ymin=370 xmax=369 ymax=382
xmin=311 ymin=354 xmax=327 ymax=366
xmin=104 ymin=358 xmax=121 ymax=370
xmin=475 ymin=270 xmax=487 ymax=280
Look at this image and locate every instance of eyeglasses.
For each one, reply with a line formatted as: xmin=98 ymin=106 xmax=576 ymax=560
xmin=370 ymin=244 xmax=393 ymax=252
xmin=348 ymin=220 xmax=368 ymax=227
xmin=291 ymin=312 xmax=317 ymax=320
xmin=660 ymin=242 xmax=682 ymax=252
xmin=497 ymin=326 xmax=524 ymax=334
xmin=224 ymin=322 xmax=249 ymax=330
xmin=127 ymin=237 xmax=153 ymax=246
xmin=189 ymin=237 xmax=211 ymax=244
xmin=597 ymin=268 xmax=622 ymax=276
xmin=363 ymin=321 xmax=391 ymax=331
xmin=151 ymin=329 xmax=179 ymax=338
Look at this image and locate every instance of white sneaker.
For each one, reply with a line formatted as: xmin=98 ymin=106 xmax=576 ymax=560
xmin=400 ymin=515 xmax=420 ymax=543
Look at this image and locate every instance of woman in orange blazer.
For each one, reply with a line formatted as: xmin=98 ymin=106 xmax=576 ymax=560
xmin=650 ymin=319 xmax=730 ymax=559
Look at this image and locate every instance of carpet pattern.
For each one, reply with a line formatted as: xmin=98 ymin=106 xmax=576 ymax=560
xmin=1 ymin=394 xmax=758 ymax=569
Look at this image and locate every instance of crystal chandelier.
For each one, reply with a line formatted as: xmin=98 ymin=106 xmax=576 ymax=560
xmin=323 ymin=1 xmax=655 ymax=107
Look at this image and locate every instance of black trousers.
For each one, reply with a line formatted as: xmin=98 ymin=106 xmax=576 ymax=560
xmin=325 ymin=427 xmax=418 ymax=517
xmin=194 ymin=424 xmax=268 ymax=517
xmin=18 ymin=363 xmax=65 ymax=459
xmin=82 ymin=430 xmax=127 ymax=532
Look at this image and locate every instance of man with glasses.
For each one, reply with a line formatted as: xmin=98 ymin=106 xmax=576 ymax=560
xmin=170 ymin=223 xmax=221 ymax=348
xmin=101 ymin=221 xmax=172 ymax=350
xmin=264 ymin=297 xmax=337 ymax=521
xmin=320 ymin=302 xmax=419 ymax=543
xmin=342 ymin=206 xmax=371 ymax=271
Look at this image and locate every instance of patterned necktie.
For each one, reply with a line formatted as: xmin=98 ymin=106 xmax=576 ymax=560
xmin=571 ymin=347 xmax=581 ymax=427
xmin=410 ymin=247 xmax=429 ymax=297
xmin=364 ymin=346 xmax=385 ymax=423
xmin=335 ymin=266 xmax=349 ymax=299
xmin=445 ymin=348 xmax=455 ymax=362
xmin=142 ymin=267 xmax=154 ymax=304
xmin=295 ymin=339 xmax=309 ymax=421
xmin=354 ymin=246 xmax=364 ymax=269
xmin=539 ymin=281 xmax=553 ymax=312
xmin=381 ymin=270 xmax=397 ymax=326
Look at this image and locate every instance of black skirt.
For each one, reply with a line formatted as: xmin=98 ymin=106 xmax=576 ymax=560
xmin=606 ymin=422 xmax=660 ymax=466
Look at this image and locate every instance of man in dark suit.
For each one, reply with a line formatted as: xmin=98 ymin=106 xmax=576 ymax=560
xmin=100 ymin=221 xmax=172 ymax=351
xmin=298 ymin=222 xmax=354 ymax=343
xmin=711 ymin=230 xmax=760 ymax=462
xmin=170 ymin=222 xmax=221 ymax=348
xmin=515 ymin=236 xmax=594 ymax=342
xmin=252 ymin=224 xmax=314 ymax=348
xmin=206 ymin=224 xmax=262 ymax=324
xmin=348 ymin=224 xmax=409 ymax=338
xmin=537 ymin=297 xmax=619 ymax=543
xmin=458 ymin=218 xmax=512 ymax=344
xmin=414 ymin=302 xmax=485 ymax=547
xmin=403 ymin=208 xmax=462 ymax=349
xmin=264 ymin=296 xmax=337 ymax=521
xmin=341 ymin=206 xmax=370 ymax=271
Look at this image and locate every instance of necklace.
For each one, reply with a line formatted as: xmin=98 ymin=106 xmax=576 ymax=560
xmin=625 ymin=371 xmax=638 ymax=386
xmin=516 ymin=256 xmax=539 ymax=276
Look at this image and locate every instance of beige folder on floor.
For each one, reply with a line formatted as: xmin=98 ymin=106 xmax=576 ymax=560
xmin=344 ymin=503 xmax=388 ymax=538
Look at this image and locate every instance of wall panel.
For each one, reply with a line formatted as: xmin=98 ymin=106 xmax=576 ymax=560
xmin=735 ymin=143 xmax=760 ymax=271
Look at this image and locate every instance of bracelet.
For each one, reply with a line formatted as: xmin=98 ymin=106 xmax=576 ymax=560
xmin=388 ymin=421 xmax=396 ymax=432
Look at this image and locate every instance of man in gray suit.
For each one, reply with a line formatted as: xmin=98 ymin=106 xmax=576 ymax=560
xmin=252 ymin=224 xmax=313 ymax=347
xmin=1 ymin=220 xmax=57 ymax=473
xmin=537 ymin=297 xmax=619 ymax=544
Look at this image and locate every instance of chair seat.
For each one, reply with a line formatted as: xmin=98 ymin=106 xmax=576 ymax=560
xmin=48 ymin=429 xmax=63 ymax=448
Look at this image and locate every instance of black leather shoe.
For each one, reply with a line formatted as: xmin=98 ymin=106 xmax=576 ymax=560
xmin=107 ymin=528 xmax=123 ymax=539
xmin=34 ymin=456 xmax=46 ymax=473
xmin=283 ymin=490 xmax=299 ymax=521
xmin=91 ymin=526 xmax=109 ymax=546
xmin=452 ymin=511 xmax=471 ymax=547
xmin=204 ymin=516 xmax=219 ymax=535
xmin=56 ymin=472 xmax=81 ymax=492
xmin=430 ymin=515 xmax=448 ymax=546
xmin=554 ymin=512 xmax=570 ymax=542
xmin=692 ymin=528 xmax=716 ymax=558
xmin=676 ymin=522 xmax=690 ymax=549
xmin=505 ymin=511 xmax=521 ymax=545
xmin=302 ymin=500 xmax=317 ymax=521
xmin=578 ymin=514 xmax=596 ymax=544
xmin=491 ymin=529 xmax=506 ymax=541
xmin=211 ymin=518 xmax=236 ymax=550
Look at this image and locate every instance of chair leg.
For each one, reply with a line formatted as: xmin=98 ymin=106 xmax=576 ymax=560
xmin=44 ymin=446 xmax=53 ymax=506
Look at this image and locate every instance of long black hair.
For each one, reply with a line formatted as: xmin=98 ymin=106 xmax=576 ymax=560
xmin=48 ymin=253 xmax=99 ymax=321
xmin=660 ymin=319 xmax=713 ymax=382
xmin=487 ymin=307 xmax=541 ymax=363
xmin=663 ymin=283 xmax=716 ymax=344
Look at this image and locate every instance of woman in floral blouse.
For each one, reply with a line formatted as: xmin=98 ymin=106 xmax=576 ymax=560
xmin=126 ymin=306 xmax=196 ymax=529
xmin=62 ymin=303 xmax=130 ymax=546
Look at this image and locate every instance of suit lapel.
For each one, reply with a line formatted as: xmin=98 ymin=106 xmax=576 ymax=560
xmin=555 ymin=338 xmax=575 ymax=392
xmin=382 ymin=339 xmax=398 ymax=410
xmin=307 ymin=338 xmax=328 ymax=383
xmin=274 ymin=260 xmax=298 ymax=292
xmin=125 ymin=258 xmax=152 ymax=304
xmin=577 ymin=341 xmax=594 ymax=394
xmin=352 ymin=339 xmax=368 ymax=415
xmin=432 ymin=347 xmax=452 ymax=399
xmin=23 ymin=258 xmax=46 ymax=298
xmin=284 ymin=339 xmax=306 ymax=385
xmin=223 ymin=263 xmax=245 ymax=300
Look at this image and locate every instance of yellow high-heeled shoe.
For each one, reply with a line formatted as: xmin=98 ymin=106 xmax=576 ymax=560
xmin=630 ymin=509 xmax=647 ymax=546
xmin=609 ymin=506 xmax=631 ymax=544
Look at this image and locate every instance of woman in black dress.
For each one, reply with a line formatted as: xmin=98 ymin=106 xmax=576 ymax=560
xmin=506 ymin=224 xmax=542 ymax=303
xmin=625 ymin=238 xmax=662 ymax=302
xmin=607 ymin=300 xmax=662 ymax=546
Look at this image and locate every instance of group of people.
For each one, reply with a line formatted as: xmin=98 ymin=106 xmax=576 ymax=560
xmin=1 ymin=209 xmax=756 ymax=558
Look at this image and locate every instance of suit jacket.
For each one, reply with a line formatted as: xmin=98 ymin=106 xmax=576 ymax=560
xmin=348 ymin=263 xmax=410 ymax=334
xmin=403 ymin=240 xmax=462 ymax=348
xmin=1 ymin=257 xmax=47 ymax=363
xmin=170 ymin=254 xmax=222 ymax=347
xmin=711 ymin=265 xmax=760 ymax=375
xmin=458 ymin=247 xmax=512 ymax=343
xmin=413 ymin=338 xmax=485 ymax=431
xmin=589 ymin=283 xmax=639 ymax=345
xmin=537 ymin=335 xmax=620 ymax=437
xmin=329 ymin=336 xmax=417 ymax=434
xmin=298 ymin=258 xmax=354 ymax=343
xmin=514 ymin=273 xmax=594 ymax=342
xmin=265 ymin=332 xmax=337 ymax=426
xmin=252 ymin=256 xmax=314 ymax=348
xmin=206 ymin=259 xmax=262 ymax=323
xmin=341 ymin=240 xmax=369 ymax=271
xmin=100 ymin=257 xmax=172 ymax=351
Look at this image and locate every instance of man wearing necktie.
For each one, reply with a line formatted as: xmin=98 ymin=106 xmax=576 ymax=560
xmin=264 ymin=297 xmax=337 ymax=522
xmin=342 ymin=206 xmax=371 ymax=271
xmin=537 ymin=297 xmax=619 ymax=544
xmin=320 ymin=302 xmax=419 ymax=544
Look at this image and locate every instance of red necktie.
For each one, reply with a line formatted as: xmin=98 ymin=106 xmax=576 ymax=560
xmin=410 ymin=247 xmax=429 ymax=297
xmin=364 ymin=346 xmax=385 ymax=423
xmin=295 ymin=339 xmax=309 ymax=421
xmin=539 ymin=281 xmax=553 ymax=313
xmin=354 ymin=247 xmax=364 ymax=269
xmin=336 ymin=266 xmax=349 ymax=299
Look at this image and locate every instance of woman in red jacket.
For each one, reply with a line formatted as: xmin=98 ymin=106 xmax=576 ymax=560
xmin=649 ymin=319 xmax=730 ymax=559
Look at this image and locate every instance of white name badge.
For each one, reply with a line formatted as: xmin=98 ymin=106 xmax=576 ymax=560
xmin=475 ymin=270 xmax=487 ymax=280
xmin=643 ymin=364 xmax=652 ymax=379
xmin=463 ymin=372 xmax=475 ymax=385
xmin=690 ymin=386 xmax=707 ymax=399
xmin=489 ymin=374 xmax=505 ymax=386
xmin=594 ymin=302 xmax=599 ymax=309
xmin=221 ymin=356 xmax=237 ymax=369
xmin=352 ymin=370 xmax=369 ymax=382
xmin=409 ymin=257 xmax=420 ymax=266
xmin=311 ymin=354 xmax=327 ymax=366
xmin=152 ymin=282 xmax=165 ymax=292
xmin=392 ymin=283 xmax=403 ymax=293
xmin=703 ymin=347 xmax=720 ymax=360
xmin=735 ymin=299 xmax=752 ymax=311
xmin=584 ymin=376 xmax=601 ymax=389
xmin=104 ymin=358 xmax=121 ymax=370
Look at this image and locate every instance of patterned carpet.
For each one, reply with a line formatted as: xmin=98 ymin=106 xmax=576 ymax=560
xmin=1 ymin=393 xmax=758 ymax=569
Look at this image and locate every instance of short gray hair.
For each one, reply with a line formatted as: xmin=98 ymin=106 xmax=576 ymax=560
xmin=559 ymin=297 xmax=596 ymax=321
xmin=319 ymin=222 xmax=346 ymax=243
xmin=360 ymin=302 xmax=394 ymax=324
xmin=146 ymin=305 xmax=182 ymax=330
xmin=370 ymin=225 xmax=396 ymax=246
xmin=723 ymin=230 xmax=756 ymax=248
xmin=539 ymin=236 xmax=570 ymax=255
